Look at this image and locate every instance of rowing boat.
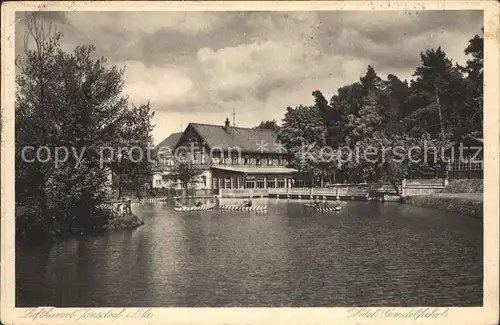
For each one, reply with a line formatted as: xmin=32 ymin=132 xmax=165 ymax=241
xmin=219 ymin=205 xmax=268 ymax=212
xmin=173 ymin=203 xmax=216 ymax=212
xmin=304 ymin=203 xmax=342 ymax=212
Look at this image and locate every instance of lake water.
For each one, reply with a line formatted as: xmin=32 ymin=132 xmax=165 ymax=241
xmin=16 ymin=199 xmax=483 ymax=307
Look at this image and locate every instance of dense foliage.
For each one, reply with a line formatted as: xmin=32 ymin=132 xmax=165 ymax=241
xmin=167 ymin=160 xmax=204 ymax=193
xmin=15 ymin=15 xmax=154 ymax=240
xmin=254 ymin=120 xmax=281 ymax=133
xmin=278 ymin=30 xmax=483 ymax=186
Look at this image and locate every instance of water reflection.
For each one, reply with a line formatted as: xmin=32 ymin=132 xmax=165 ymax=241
xmin=16 ymin=200 xmax=483 ymax=307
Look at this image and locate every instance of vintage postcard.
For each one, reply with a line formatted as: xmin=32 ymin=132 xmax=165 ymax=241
xmin=1 ymin=1 xmax=499 ymax=325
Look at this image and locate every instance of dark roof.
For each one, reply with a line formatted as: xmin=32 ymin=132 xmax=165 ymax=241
xmin=155 ymin=132 xmax=182 ymax=152
xmin=188 ymin=123 xmax=287 ymax=154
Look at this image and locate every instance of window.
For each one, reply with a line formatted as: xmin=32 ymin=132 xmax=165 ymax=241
xmin=213 ymin=177 xmax=219 ymax=189
xmin=448 ymin=157 xmax=483 ymax=171
xmin=267 ymin=178 xmax=276 ymax=188
xmin=257 ymin=177 xmax=265 ymax=189
xmin=256 ymin=155 xmax=261 ymax=165
xmin=471 ymin=160 xmax=483 ymax=170
xmin=202 ymin=176 xmax=207 ymax=187
xmin=225 ymin=177 xmax=232 ymax=189
xmin=232 ymin=177 xmax=238 ymax=189
xmin=245 ymin=177 xmax=255 ymax=189
xmin=268 ymin=156 xmax=274 ymax=165
xmin=244 ymin=154 xmax=249 ymax=165
xmin=278 ymin=157 xmax=283 ymax=166
xmin=232 ymin=153 xmax=238 ymax=165
xmin=277 ymin=177 xmax=286 ymax=188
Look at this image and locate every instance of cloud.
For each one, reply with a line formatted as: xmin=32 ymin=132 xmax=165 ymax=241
xmin=14 ymin=10 xmax=484 ymax=144
xmin=197 ymin=39 xmax=330 ymax=100
xmin=65 ymin=11 xmax=222 ymax=36
xmin=121 ymin=61 xmax=195 ymax=108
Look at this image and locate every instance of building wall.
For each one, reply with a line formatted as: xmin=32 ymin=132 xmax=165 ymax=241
xmin=153 ymin=125 xmax=297 ymax=192
xmin=152 ymin=168 xmax=212 ymax=190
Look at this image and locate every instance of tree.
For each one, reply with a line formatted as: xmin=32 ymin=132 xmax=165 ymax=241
xmin=109 ymin=102 xmax=155 ymax=198
xmin=254 ymin=120 xmax=281 ymax=133
xmin=404 ymin=47 xmax=467 ymax=140
xmin=15 ymin=14 xmax=63 ymax=235
xmin=350 ymin=131 xmax=441 ymax=194
xmin=386 ymin=74 xmax=411 ymax=119
xmin=360 ymin=65 xmax=382 ymax=95
xmin=328 ymin=82 xmax=364 ymax=150
xmin=167 ymin=159 xmax=204 ymax=195
xmin=15 ymin=14 xmax=154 ymax=238
xmin=459 ymin=29 xmax=483 ymax=137
xmin=279 ymin=105 xmax=328 ymax=186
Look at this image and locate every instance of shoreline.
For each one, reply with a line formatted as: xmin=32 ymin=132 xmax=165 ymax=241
xmin=402 ymin=195 xmax=483 ymax=219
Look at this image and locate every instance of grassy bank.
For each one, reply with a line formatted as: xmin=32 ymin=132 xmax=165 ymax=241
xmin=404 ymin=195 xmax=483 ymax=218
xmin=440 ymin=179 xmax=483 ymax=193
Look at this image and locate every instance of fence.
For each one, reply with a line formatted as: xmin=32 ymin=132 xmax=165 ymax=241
xmin=401 ymin=178 xmax=447 ymax=196
xmin=219 ymin=188 xmax=269 ymax=198
xmin=269 ymin=185 xmax=370 ymax=199
xmin=143 ymin=179 xmax=448 ymax=199
xmin=149 ymin=188 xmax=214 ymax=198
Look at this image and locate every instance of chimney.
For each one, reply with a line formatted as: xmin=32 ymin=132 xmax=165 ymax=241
xmin=224 ymin=117 xmax=230 ymax=129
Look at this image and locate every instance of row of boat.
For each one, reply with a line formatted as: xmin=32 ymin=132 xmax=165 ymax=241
xmin=173 ymin=203 xmax=268 ymax=212
xmin=173 ymin=203 xmax=343 ymax=213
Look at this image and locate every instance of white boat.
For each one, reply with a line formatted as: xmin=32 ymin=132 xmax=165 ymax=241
xmin=173 ymin=203 xmax=216 ymax=212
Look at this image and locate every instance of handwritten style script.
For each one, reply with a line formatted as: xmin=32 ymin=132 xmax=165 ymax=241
xmin=22 ymin=307 xmax=153 ymax=321
xmin=347 ymin=307 xmax=449 ymax=320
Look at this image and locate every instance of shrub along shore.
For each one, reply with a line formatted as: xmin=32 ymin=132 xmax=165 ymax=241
xmin=403 ymin=195 xmax=483 ymax=219
xmin=402 ymin=179 xmax=483 ymax=218
xmin=102 ymin=199 xmax=144 ymax=231
xmin=16 ymin=199 xmax=144 ymax=245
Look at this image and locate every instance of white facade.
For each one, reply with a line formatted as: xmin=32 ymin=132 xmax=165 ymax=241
xmin=152 ymin=168 xmax=212 ymax=190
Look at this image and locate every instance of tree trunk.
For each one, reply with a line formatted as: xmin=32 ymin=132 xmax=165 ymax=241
xmin=40 ymin=187 xmax=50 ymax=229
xmin=390 ymin=180 xmax=401 ymax=196
xmin=435 ymin=85 xmax=448 ymax=179
xmin=117 ymin=171 xmax=123 ymax=199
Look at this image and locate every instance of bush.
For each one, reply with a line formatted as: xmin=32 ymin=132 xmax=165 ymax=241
xmin=405 ymin=195 xmax=483 ymax=218
xmin=441 ymin=179 xmax=483 ymax=193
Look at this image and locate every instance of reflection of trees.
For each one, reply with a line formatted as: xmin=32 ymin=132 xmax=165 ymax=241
xmin=16 ymin=243 xmax=52 ymax=306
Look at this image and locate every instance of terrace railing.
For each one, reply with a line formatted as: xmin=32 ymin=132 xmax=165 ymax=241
xmin=269 ymin=186 xmax=370 ymax=197
xmin=219 ymin=188 xmax=269 ymax=197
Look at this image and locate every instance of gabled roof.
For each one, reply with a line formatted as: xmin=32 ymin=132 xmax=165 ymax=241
xmin=155 ymin=132 xmax=182 ymax=152
xmin=187 ymin=123 xmax=287 ymax=154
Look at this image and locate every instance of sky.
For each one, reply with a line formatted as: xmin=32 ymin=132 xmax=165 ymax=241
xmin=15 ymin=10 xmax=483 ymax=145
